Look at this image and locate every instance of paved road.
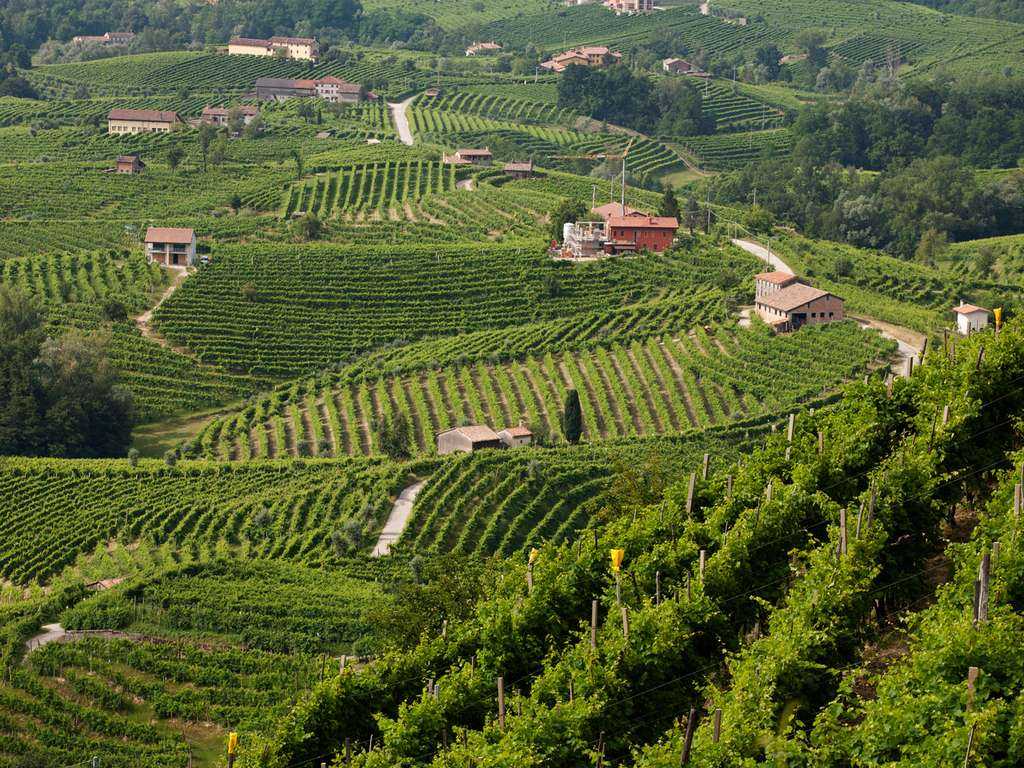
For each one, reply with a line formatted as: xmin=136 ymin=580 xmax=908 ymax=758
xmin=731 ymin=238 xmax=793 ymax=273
xmin=388 ymin=95 xmax=417 ymax=146
xmin=373 ymin=480 xmax=427 ymax=557
xmin=25 ymin=623 xmax=65 ymax=653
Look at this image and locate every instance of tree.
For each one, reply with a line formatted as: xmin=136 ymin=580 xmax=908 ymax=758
xmin=197 ymin=123 xmax=217 ymax=172
xmin=660 ymin=185 xmax=681 ymax=220
xmin=795 ymin=29 xmax=828 ymax=69
xmin=296 ymin=213 xmax=322 ymax=241
xmin=684 ymin=194 xmax=701 ymax=235
xmin=561 ymin=389 xmax=583 ymax=444
xmin=230 ymin=194 xmax=242 ymax=213
xmin=290 ymin=148 xmax=304 ymax=179
xmin=754 ymin=44 xmax=782 ymax=81
xmin=210 ymin=137 xmax=228 ymax=167
xmin=550 ymin=199 xmax=587 ymax=242
xmin=376 ymin=412 xmax=411 ymax=459
xmin=166 ymin=146 xmax=185 ymax=171
xmin=296 ymin=100 xmax=316 ymax=123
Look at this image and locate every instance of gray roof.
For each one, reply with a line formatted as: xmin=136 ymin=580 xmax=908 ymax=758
xmin=756 ymin=283 xmax=835 ymax=312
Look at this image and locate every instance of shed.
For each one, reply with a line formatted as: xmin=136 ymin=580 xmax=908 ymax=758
xmin=497 ymin=426 xmax=533 ymax=448
xmin=115 ymin=154 xmax=145 ymax=174
xmin=504 ymin=161 xmax=534 ymax=179
xmin=437 ymin=425 xmax=503 ymax=454
xmin=953 ymin=302 xmax=989 ymax=335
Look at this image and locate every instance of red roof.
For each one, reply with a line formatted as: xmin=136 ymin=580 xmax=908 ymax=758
xmin=592 ymin=202 xmax=644 ymax=221
xmin=439 ymin=425 xmax=501 ymax=443
xmin=756 ymin=271 xmax=798 ymax=285
xmin=607 ymin=215 xmax=679 ymax=230
xmin=502 ymin=426 xmax=533 ymax=437
xmin=229 ymin=37 xmax=273 ymax=47
xmin=108 ymin=109 xmax=180 ymax=123
xmin=145 ymin=227 xmax=194 ymax=244
xmin=269 ymin=36 xmax=317 ymax=46
xmin=953 ymin=303 xmax=988 ymax=315
xmin=457 ymin=148 xmax=492 ymax=157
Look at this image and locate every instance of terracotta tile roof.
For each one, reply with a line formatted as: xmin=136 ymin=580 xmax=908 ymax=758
xmin=439 ymin=425 xmax=501 ymax=443
xmin=607 ymin=215 xmax=679 ymax=229
xmin=504 ymin=161 xmax=533 ymax=172
xmin=108 ymin=109 xmax=180 ymax=123
xmin=145 ymin=227 xmax=194 ymax=244
xmin=501 ymin=426 xmax=533 ymax=437
xmin=954 ymin=303 xmax=988 ymax=315
xmin=457 ymin=148 xmax=492 ymax=157
xmin=269 ymin=36 xmax=317 ymax=46
xmin=317 ymin=78 xmax=363 ymax=92
xmin=756 ymin=283 xmax=833 ymax=312
xmin=229 ymin=37 xmax=272 ymax=47
xmin=756 ymin=271 xmax=798 ymax=285
xmin=293 ymin=79 xmax=318 ymax=89
xmin=255 ymin=77 xmax=315 ymax=89
xmin=592 ymin=202 xmax=644 ymax=220
xmin=116 ymin=154 xmax=142 ymax=163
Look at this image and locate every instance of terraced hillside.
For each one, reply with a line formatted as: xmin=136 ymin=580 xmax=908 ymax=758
xmin=191 ymin=321 xmax=895 ymax=460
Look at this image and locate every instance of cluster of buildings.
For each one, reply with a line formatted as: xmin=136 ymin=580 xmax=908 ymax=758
xmin=71 ymin=31 xmax=135 ymax=46
xmin=604 ymin=0 xmax=655 ymax=12
xmin=106 ymin=104 xmax=261 ymax=135
xmin=443 ymin=148 xmax=493 ymax=166
xmin=228 ymin=36 xmax=318 ymax=62
xmin=254 ymin=76 xmax=370 ymax=103
xmin=561 ymin=202 xmax=678 ymax=258
xmin=541 ymin=46 xmax=622 ymax=73
xmin=437 ymin=425 xmax=533 ymax=454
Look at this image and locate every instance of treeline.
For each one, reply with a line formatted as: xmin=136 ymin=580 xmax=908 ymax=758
xmin=906 ymin=0 xmax=1024 ymax=23
xmin=721 ymin=155 xmax=1023 ymax=259
xmin=793 ymin=75 xmax=1024 ymax=170
xmin=0 ymin=289 xmax=133 ymax=459
xmin=557 ymin=64 xmax=715 ymax=136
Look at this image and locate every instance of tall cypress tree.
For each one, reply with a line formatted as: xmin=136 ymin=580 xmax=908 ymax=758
xmin=562 ymin=389 xmax=583 ymax=444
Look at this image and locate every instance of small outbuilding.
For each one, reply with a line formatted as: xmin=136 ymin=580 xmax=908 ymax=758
xmin=437 ymin=425 xmax=503 ymax=454
xmin=444 ymin=148 xmax=493 ymax=166
xmin=954 ymin=301 xmax=989 ymax=335
xmin=504 ymin=161 xmax=534 ymax=179
xmin=497 ymin=426 xmax=533 ymax=448
xmin=115 ymin=154 xmax=145 ymax=174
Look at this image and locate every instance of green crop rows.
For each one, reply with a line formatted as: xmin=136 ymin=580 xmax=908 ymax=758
xmin=678 ymin=128 xmax=792 ymax=170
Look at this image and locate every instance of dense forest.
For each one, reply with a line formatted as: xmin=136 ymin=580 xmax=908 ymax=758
xmin=907 ymin=0 xmax=1024 ymax=22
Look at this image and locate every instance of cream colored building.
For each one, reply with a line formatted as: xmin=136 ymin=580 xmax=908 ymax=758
xmin=107 ymin=109 xmax=182 ymax=135
xmin=228 ymin=36 xmax=318 ymax=62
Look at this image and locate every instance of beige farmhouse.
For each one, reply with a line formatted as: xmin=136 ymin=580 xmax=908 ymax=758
xmin=108 ymin=109 xmax=182 ymax=134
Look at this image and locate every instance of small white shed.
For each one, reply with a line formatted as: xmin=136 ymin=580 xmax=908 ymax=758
xmin=954 ymin=302 xmax=989 ymax=335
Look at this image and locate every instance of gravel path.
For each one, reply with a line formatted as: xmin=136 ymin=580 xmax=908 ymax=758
xmin=731 ymin=238 xmax=793 ymax=274
xmin=373 ymin=480 xmax=427 ymax=557
xmin=24 ymin=623 xmax=65 ymax=653
xmin=388 ymin=95 xmax=417 ymax=146
xmin=135 ymin=265 xmax=189 ymax=349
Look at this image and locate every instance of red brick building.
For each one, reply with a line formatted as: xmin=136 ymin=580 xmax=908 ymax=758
xmin=604 ymin=215 xmax=678 ymax=253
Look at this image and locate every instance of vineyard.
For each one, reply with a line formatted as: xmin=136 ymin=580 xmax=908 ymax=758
xmin=415 ymin=90 xmax=575 ymax=126
xmin=151 ymin=240 xmax=754 ymax=377
xmin=690 ymin=78 xmax=786 ymax=134
xmin=190 ymin=321 xmax=894 ymax=460
xmin=676 ymin=128 xmax=792 ymax=170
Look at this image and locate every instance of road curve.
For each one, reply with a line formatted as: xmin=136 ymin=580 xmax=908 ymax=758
xmin=373 ymin=480 xmax=427 ymax=557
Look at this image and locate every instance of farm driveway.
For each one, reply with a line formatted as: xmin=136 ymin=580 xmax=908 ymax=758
xmin=25 ymin=623 xmax=65 ymax=653
xmin=389 ymin=95 xmax=417 ymax=146
xmin=373 ymin=479 xmax=427 ymax=557
xmin=135 ymin=265 xmax=189 ymax=347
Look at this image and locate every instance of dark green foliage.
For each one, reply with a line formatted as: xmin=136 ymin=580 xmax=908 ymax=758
xmin=659 ymin=185 xmax=680 ymax=221
xmin=561 ymin=388 xmax=582 ymax=444
xmin=376 ymin=411 xmax=412 ymax=459
xmin=550 ymin=198 xmax=587 ymax=242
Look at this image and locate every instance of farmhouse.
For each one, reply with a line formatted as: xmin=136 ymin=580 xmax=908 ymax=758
xmin=437 ymin=425 xmax=503 ymax=454
xmin=107 ymin=109 xmax=182 ymax=134
xmin=663 ymin=58 xmax=704 ymax=75
xmin=200 ymin=105 xmax=260 ymax=126
xmin=754 ymin=271 xmax=800 ymax=299
xmin=315 ymin=76 xmax=365 ymax=104
xmin=604 ymin=215 xmax=678 ymax=253
xmin=755 ymin=282 xmax=844 ymax=332
xmin=145 ymin=227 xmax=196 ymax=267
xmin=444 ymin=148 xmax=493 ymax=166
xmin=72 ymin=31 xmax=135 ymax=45
xmin=954 ymin=301 xmax=989 ymax=335
xmin=541 ymin=46 xmax=622 ymax=73
xmin=497 ymin=426 xmax=534 ymax=448
xmin=254 ymin=77 xmax=317 ymax=101
xmin=591 ymin=202 xmax=644 ymax=221
xmin=114 ymin=154 xmax=145 ymax=174
xmin=605 ymin=0 xmax=654 ymax=13
xmin=228 ymin=36 xmax=318 ymax=62
xmin=504 ymin=161 xmax=534 ymax=179
xmin=466 ymin=41 xmax=503 ymax=56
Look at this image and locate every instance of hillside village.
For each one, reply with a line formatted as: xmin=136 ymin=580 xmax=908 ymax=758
xmin=0 ymin=0 xmax=1023 ymax=765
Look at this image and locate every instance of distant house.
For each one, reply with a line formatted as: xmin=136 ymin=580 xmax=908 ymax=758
xmin=604 ymin=215 xmax=678 ymax=253
xmin=444 ymin=148 xmax=493 ymax=166
xmin=541 ymin=46 xmax=622 ymax=73
xmin=228 ymin=36 xmax=318 ymax=62
xmin=107 ymin=109 xmax=182 ymax=134
xmin=423 ymin=88 xmax=441 ymax=99
xmin=954 ymin=301 xmax=989 ymax=335
xmin=115 ymin=154 xmax=145 ymax=174
xmin=663 ymin=58 xmax=704 ymax=75
xmin=254 ymin=77 xmax=318 ymax=102
xmin=497 ymin=426 xmax=533 ymax=448
xmin=437 ymin=425 xmax=503 ymax=454
xmin=754 ymin=271 xmax=800 ymax=300
xmin=145 ymin=227 xmax=196 ymax=267
xmin=72 ymin=31 xmax=135 ymax=45
xmin=315 ymin=76 xmax=365 ymax=104
xmin=755 ymin=283 xmax=844 ymax=332
xmin=605 ymin=0 xmax=654 ymax=12
xmin=504 ymin=161 xmax=534 ymax=179
xmin=591 ymin=202 xmax=644 ymax=221
xmin=201 ymin=105 xmax=260 ymax=127
xmin=466 ymin=41 xmax=503 ymax=56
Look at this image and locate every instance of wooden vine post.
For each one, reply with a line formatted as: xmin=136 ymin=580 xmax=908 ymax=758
xmin=967 ymin=666 xmax=980 ymax=711
xmin=621 ymin=605 xmax=629 ymax=640
xmin=699 ymin=549 xmax=706 ymax=583
xmin=702 ymin=453 xmax=710 ymax=481
xmin=497 ymin=676 xmax=506 ymax=731
xmin=680 ymin=707 xmax=698 ymax=765
xmin=591 ymin=599 xmax=598 ymax=649
xmin=974 ymin=551 xmax=991 ymax=626
xmin=686 ymin=473 xmax=696 ymax=517
xmin=712 ymin=708 xmax=722 ymax=744
xmin=839 ymin=508 xmax=848 ymax=557
xmin=786 ymin=413 xmax=795 ymax=443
